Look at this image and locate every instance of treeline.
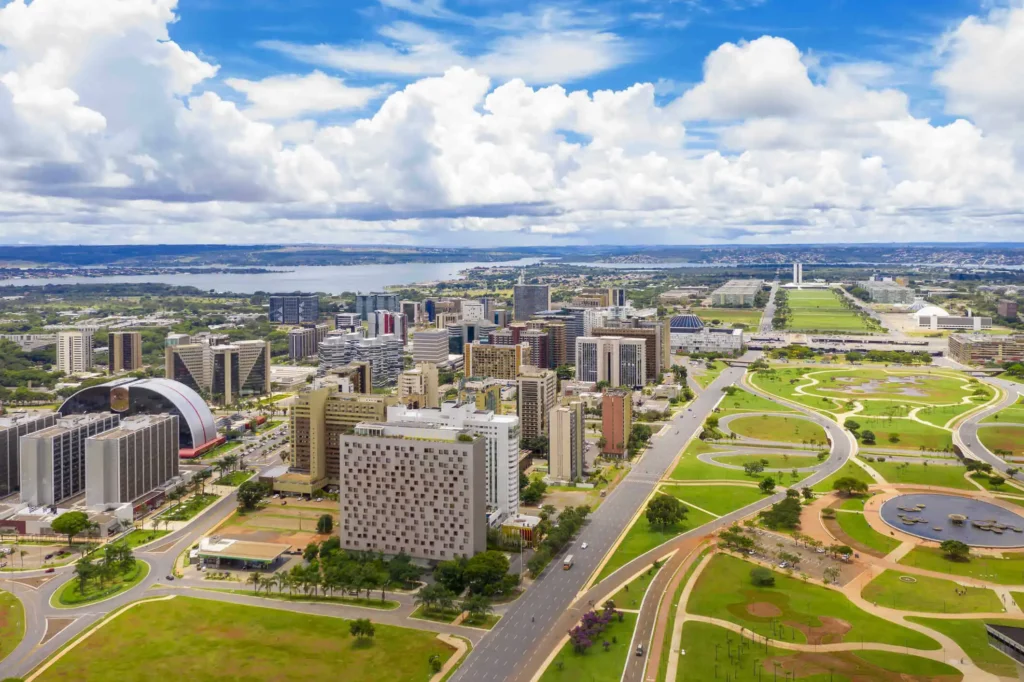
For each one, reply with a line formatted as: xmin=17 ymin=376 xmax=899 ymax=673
xmin=772 ymin=289 xmax=790 ymax=328
xmin=526 ymin=505 xmax=591 ymax=577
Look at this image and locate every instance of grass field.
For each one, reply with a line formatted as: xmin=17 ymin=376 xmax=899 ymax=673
xmin=811 ymin=461 xmax=877 ymax=493
xmin=982 ymin=400 xmax=1024 ymax=425
xmin=695 ymin=360 xmax=728 ymax=389
xmin=159 ymin=493 xmax=219 ymax=521
xmin=906 ymin=616 xmax=1020 ymax=678
xmin=595 ymin=501 xmax=715 ymax=583
xmin=0 ymin=589 xmax=24 ymax=662
xmin=785 ymin=290 xmax=872 ymax=333
xmin=37 ymin=596 xmax=456 ymax=682
xmin=670 ymin=441 xmax=769 ymax=483
xmin=715 ymin=453 xmax=820 ymax=470
xmin=862 ymin=570 xmax=1003 ymax=613
xmin=687 ymin=554 xmax=940 ymax=649
xmin=833 ymin=511 xmax=900 ymax=555
xmin=203 ymin=588 xmax=400 ymax=611
xmin=677 ymin=621 xmax=960 ymax=681
xmin=806 ymin=369 xmax=969 ymax=405
xmin=917 ymin=398 xmax=992 ymax=428
xmin=899 ymin=546 xmax=1024 ymax=585
xmin=869 ymin=459 xmax=972 ymax=490
xmin=854 ymin=417 xmax=954 ymax=452
xmin=663 ymin=484 xmax=769 ymax=516
xmin=838 ymin=496 xmax=869 ymax=511
xmin=749 ymin=367 xmax=843 ymax=414
xmin=196 ymin=439 xmax=243 ymax=460
xmin=54 ymin=560 xmax=149 ymax=607
xmin=214 ymin=469 xmax=255 ymax=486
xmin=657 ymin=548 xmax=711 ymax=682
xmin=697 ymin=308 xmax=762 ymax=328
xmin=539 ymin=612 xmax=637 ymax=682
xmin=607 ymin=564 xmax=662 ymax=611
xmin=726 ymin=414 xmax=828 ymax=445
xmin=978 ymin=425 xmax=1024 ymax=456
xmin=717 ymin=389 xmax=796 ymax=417
xmin=115 ymin=529 xmax=170 ymax=550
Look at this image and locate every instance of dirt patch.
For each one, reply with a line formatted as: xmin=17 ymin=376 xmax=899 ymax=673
xmin=41 ymin=617 xmax=76 ymax=645
xmin=767 ymin=650 xmax=960 ymax=681
xmin=214 ymin=527 xmax=322 ymax=548
xmin=747 ymin=602 xmax=783 ymax=618
xmin=785 ymin=616 xmax=852 ymax=645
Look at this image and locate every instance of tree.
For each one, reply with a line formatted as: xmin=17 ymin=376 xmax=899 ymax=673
xmin=759 ymin=477 xmax=776 ymax=494
xmin=51 ymin=511 xmax=91 ymax=548
xmin=941 ymin=539 xmax=971 ymax=562
xmin=743 ymin=461 xmax=765 ymax=477
xmin=832 ymin=477 xmax=868 ymax=497
xmin=823 ymin=566 xmax=841 ymax=585
xmin=74 ymin=555 xmax=96 ymax=593
xmin=237 ymin=480 xmax=269 ymax=511
xmin=1008 ymin=467 xmax=1020 ymax=480
xmin=349 ymin=618 xmax=375 ymax=640
xmin=246 ymin=572 xmax=262 ymax=594
xmin=801 ymin=486 xmax=813 ymax=500
xmin=860 ymin=430 xmax=876 ymax=445
xmin=316 ymin=514 xmax=334 ymax=534
xmin=750 ymin=567 xmax=775 ymax=586
xmin=433 ymin=558 xmax=469 ymax=594
xmin=845 ymin=419 xmax=861 ymax=433
xmin=464 ymin=551 xmax=511 ymax=596
xmin=645 ymin=495 xmax=688 ymax=530
xmin=462 ymin=594 xmax=494 ymax=624
xmin=759 ymin=496 xmax=802 ymax=530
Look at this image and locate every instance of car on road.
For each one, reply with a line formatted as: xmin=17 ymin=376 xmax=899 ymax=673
xmin=636 ymin=644 xmax=644 ymax=657
xmin=581 ymin=542 xmax=588 ymax=549
xmin=44 ymin=567 xmax=55 ymax=573
xmin=166 ymin=575 xmax=175 ymax=581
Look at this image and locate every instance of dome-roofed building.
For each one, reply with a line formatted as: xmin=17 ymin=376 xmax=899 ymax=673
xmin=670 ymin=314 xmax=705 ymax=333
xmin=59 ymin=377 xmax=219 ymax=457
xmin=912 ymin=304 xmax=951 ymax=320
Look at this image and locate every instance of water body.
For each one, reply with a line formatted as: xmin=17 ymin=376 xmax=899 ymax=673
xmin=0 ymin=258 xmax=544 ymax=295
xmin=879 ymin=493 xmax=1024 ymax=548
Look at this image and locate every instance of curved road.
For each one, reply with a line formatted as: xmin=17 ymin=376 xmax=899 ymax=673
xmin=956 ymin=376 xmax=1023 ymax=474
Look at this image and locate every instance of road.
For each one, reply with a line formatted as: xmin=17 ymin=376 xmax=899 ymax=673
xmin=955 ymin=376 xmax=1023 ymax=474
xmin=759 ymin=280 xmax=779 ymax=333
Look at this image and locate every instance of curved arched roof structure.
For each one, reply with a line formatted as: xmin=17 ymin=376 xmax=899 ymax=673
xmin=912 ymin=305 xmax=950 ymax=319
xmin=59 ymin=377 xmax=217 ymax=450
xmin=670 ymin=314 xmax=705 ymax=332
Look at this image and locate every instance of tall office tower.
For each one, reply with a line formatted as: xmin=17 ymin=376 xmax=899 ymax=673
xmin=318 ymin=332 xmax=402 ymax=387
xmin=424 ymin=299 xmax=437 ymax=323
xmin=165 ymin=333 xmax=192 ymax=347
xmin=368 ymin=310 xmax=407 ymax=344
xmin=584 ymin=308 xmax=610 ymax=336
xmin=479 ymin=297 xmax=496 ymax=319
xmin=792 ymin=263 xmax=803 ymax=285
xmin=165 ymin=343 xmax=207 ymax=393
xmin=436 ymin=312 xmax=459 ymax=329
xmin=464 ymin=342 xmax=528 ymax=380
xmin=517 ymin=366 xmax=557 ymax=440
xmin=288 ymin=324 xmax=329 ymax=360
xmin=56 ymin=330 xmax=93 ymax=374
xmin=542 ymin=322 xmax=566 ymax=368
xmin=355 ymin=293 xmax=399 ymax=320
xmin=446 ymin=321 xmax=498 ymax=355
xmin=461 ymin=300 xmax=486 ymax=322
xmin=387 ymin=402 xmax=521 ymax=521
xmin=575 ymin=336 xmax=646 ymax=388
xmin=412 ymin=329 xmax=449 ymax=365
xmin=492 ymin=309 xmax=511 ymax=327
xmin=608 ymin=288 xmax=627 ymax=307
xmin=321 ymin=361 xmax=373 ymax=394
xmin=0 ymin=412 xmax=58 ymax=497
xmin=513 ymin=272 xmax=551 ymax=322
xmin=334 ymin=312 xmax=361 ymax=331
xmin=532 ymin=308 xmax=585 ymax=364
xmin=166 ymin=340 xmax=270 ymax=403
xmin=339 ymin=422 xmax=486 ymax=561
xmin=999 ymin=300 xmax=1020 ymax=319
xmin=85 ymin=414 xmax=179 ymax=507
xmin=269 ymin=294 xmax=320 ymax=324
xmin=601 ymin=389 xmax=633 ymax=457
xmin=400 ymin=300 xmax=420 ymax=325
xmin=592 ymin=318 xmax=669 ymax=384
xmin=108 ymin=331 xmax=143 ymax=374
xmin=521 ymin=329 xmax=550 ymax=369
xmin=397 ymin=363 xmax=440 ymax=409
xmin=489 ymin=328 xmax=515 ymax=346
xmin=20 ymin=412 xmax=120 ymax=506
xmin=549 ymin=400 xmax=584 ymax=482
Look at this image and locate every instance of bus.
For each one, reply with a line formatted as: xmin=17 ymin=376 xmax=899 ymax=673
xmin=563 ymin=554 xmax=574 ymax=570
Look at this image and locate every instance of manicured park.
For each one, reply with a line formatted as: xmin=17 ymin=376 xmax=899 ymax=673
xmin=983 ymin=399 xmax=1024 ymax=425
xmin=663 ymin=484 xmax=768 ymax=517
xmin=868 ymin=459 xmax=973 ymax=490
xmin=861 ymin=570 xmax=1004 ymax=614
xmin=717 ymin=388 xmax=796 ymax=417
xmin=0 ymin=589 xmax=25 ymax=662
xmin=697 ymin=308 xmax=762 ymax=328
xmin=539 ymin=612 xmax=637 ymax=682
xmin=36 ymin=596 xmax=457 ymax=682
xmin=784 ymin=290 xmax=873 ymax=333
xmin=811 ymin=461 xmax=876 ymax=493
xmin=54 ymin=560 xmax=150 ymax=608
xmin=159 ymin=493 xmax=220 ymax=521
xmin=906 ymin=616 xmax=1021 ymax=678
xmin=726 ymin=414 xmax=828 ymax=445
xmin=687 ymin=554 xmax=940 ymax=650
xmin=670 ymin=441 xmax=766 ymax=483
xmin=715 ymin=453 xmax=819 ymax=471
xmin=832 ymin=510 xmax=900 ymax=556
xmin=899 ymin=546 xmax=1024 ymax=585
xmin=853 ymin=417 xmax=954 ymax=452
xmin=978 ymin=424 xmax=1024 ymax=457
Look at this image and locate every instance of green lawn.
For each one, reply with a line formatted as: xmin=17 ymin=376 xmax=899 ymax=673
xmin=159 ymin=493 xmax=220 ymax=521
xmin=664 ymin=484 xmax=770 ymax=516
xmin=695 ymin=360 xmax=728 ymax=389
xmin=196 ymin=439 xmax=243 ymax=460
xmin=982 ymin=401 xmax=1024 ymax=425
xmin=899 ymin=546 xmax=1024 ymax=585
xmin=717 ymin=389 xmax=796 ymax=417
xmin=715 ymin=453 xmax=820 ymax=470
xmin=215 ymin=469 xmax=255 ymax=486
xmin=677 ymin=621 xmax=960 ymax=682
xmin=853 ymin=417 xmax=953 ymax=452
xmin=204 ymin=588 xmax=399 ymax=610
xmin=811 ymin=461 xmax=877 ymax=493
xmin=979 ymin=425 xmax=1024 ymax=456
xmin=670 ymin=441 xmax=768 ymax=483
xmin=687 ymin=554 xmax=939 ymax=650
xmin=539 ymin=611 xmax=637 ymax=682
xmin=804 ymin=368 xmax=969 ymax=405
xmin=697 ymin=308 xmax=762 ymax=328
xmin=906 ymin=617 xmax=1020 ymax=678
xmin=0 ymin=589 xmax=25 ymax=662
xmin=833 ymin=511 xmax=900 ymax=556
xmin=658 ymin=548 xmax=711 ymax=682
xmin=917 ymin=393 xmax=994 ymax=428
xmin=869 ymin=459 xmax=973 ymax=490
xmin=607 ymin=563 xmax=662 ymax=611
xmin=862 ymin=570 xmax=1004 ymax=613
xmin=54 ymin=560 xmax=150 ymax=607
xmin=595 ymin=502 xmax=715 ymax=583
xmin=36 ymin=596 xmax=456 ymax=682
xmin=727 ymin=414 xmax=828 ymax=445
xmin=410 ymin=604 xmax=499 ymax=629
xmin=118 ymin=529 xmax=170 ymax=550
xmin=785 ymin=290 xmax=873 ymax=333
xmin=838 ymin=496 xmax=868 ymax=511
xmin=749 ymin=367 xmax=842 ymax=414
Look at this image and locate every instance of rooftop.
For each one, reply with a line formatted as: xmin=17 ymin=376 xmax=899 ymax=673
xmin=197 ymin=537 xmax=291 ymax=562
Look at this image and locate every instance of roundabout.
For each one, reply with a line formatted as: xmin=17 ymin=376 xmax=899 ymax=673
xmin=879 ymin=493 xmax=1024 ymax=548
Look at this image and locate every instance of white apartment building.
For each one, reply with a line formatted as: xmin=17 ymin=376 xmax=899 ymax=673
xmin=412 ymin=329 xmax=450 ymax=365
xmin=0 ymin=412 xmax=58 ymax=497
xmin=387 ymin=402 xmax=521 ymax=522
xmin=56 ymin=330 xmax=93 ymax=374
xmin=575 ymin=336 xmax=646 ymax=388
xmin=368 ymin=310 xmax=407 ymax=344
xmin=20 ymin=412 xmax=121 ymax=506
xmin=318 ymin=331 xmax=403 ymax=387
xmin=339 ymin=422 xmax=487 ymax=560
xmin=85 ymin=414 xmax=180 ymax=507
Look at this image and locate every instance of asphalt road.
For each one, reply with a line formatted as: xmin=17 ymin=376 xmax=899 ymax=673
xmin=759 ymin=280 xmax=779 ymax=333
xmin=956 ymin=376 xmax=1023 ymax=474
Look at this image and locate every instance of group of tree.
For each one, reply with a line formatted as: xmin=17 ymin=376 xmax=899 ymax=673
xmin=758 ymin=490 xmax=803 ymax=530
xmin=627 ymin=423 xmax=653 ymax=456
xmin=771 ymin=289 xmax=790 ymax=328
xmin=744 ymin=459 xmax=769 ymax=477
xmin=526 ymin=505 xmax=591 ymax=578
xmin=567 ymin=604 xmax=623 ymax=655
xmin=51 ymin=510 xmax=98 ymax=548
xmin=845 ymin=350 xmax=932 ymax=365
xmin=348 ymin=618 xmax=375 ymax=640
xmin=941 ymin=539 xmax=971 ymax=562
xmin=832 ymin=476 xmax=869 ymax=497
xmin=719 ymin=524 xmax=756 ymax=553
xmin=645 ymin=495 xmax=689 ymax=530
xmin=415 ymin=584 xmax=495 ymax=623
xmin=520 ymin=476 xmax=548 ymax=506
xmin=237 ymin=480 xmax=270 ymax=511
xmin=520 ymin=436 xmax=549 ymax=456
xmin=74 ymin=542 xmax=137 ymax=595
xmin=670 ymin=364 xmax=688 ymax=384
xmin=767 ymin=345 xmax=817 ymax=361
xmin=433 ymin=550 xmax=519 ymax=598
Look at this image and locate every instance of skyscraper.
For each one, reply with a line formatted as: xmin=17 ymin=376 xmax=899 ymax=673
xmin=513 ymin=272 xmax=551 ymax=322
xmin=575 ymin=336 xmax=646 ymax=388
xmin=318 ymin=332 xmax=403 ymax=387
xmin=412 ymin=329 xmax=449 ymax=365
xmin=792 ymin=263 xmax=803 ymax=285
xmin=601 ymin=389 xmax=632 ymax=457
xmin=368 ymin=310 xmax=407 ymax=344
xmin=517 ymin=366 xmax=557 ymax=441
xmin=85 ymin=414 xmax=179 ymax=507
xmin=0 ymin=411 xmax=58 ymax=497
xmin=57 ymin=330 xmax=93 ymax=374
xmin=288 ymin=325 xmax=329 ymax=360
xmin=269 ymin=294 xmax=320 ymax=324
xmin=464 ymin=342 xmax=527 ymax=380
xmin=355 ymin=293 xmax=399 ymax=320
xmin=108 ymin=331 xmax=143 ymax=374
xmin=20 ymin=412 xmax=121 ymax=506
xmin=549 ymin=400 xmax=584 ymax=482
xmin=165 ymin=340 xmax=271 ymax=403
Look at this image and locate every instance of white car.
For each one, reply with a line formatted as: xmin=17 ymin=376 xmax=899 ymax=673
xmin=581 ymin=542 xmax=589 ymax=549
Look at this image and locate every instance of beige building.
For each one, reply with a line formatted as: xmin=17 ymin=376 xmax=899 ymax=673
xmin=397 ymin=362 xmax=440 ymax=408
xmin=280 ymin=388 xmax=396 ymax=495
xmin=549 ymin=400 xmax=584 ymax=482
xmin=592 ymin=319 xmax=669 ymax=384
xmin=412 ymin=329 xmax=449 ymax=365
xmin=57 ymin=330 xmax=93 ymax=374
xmin=20 ymin=413 xmax=121 ymax=506
xmin=575 ymin=336 xmax=646 ymax=388
xmin=949 ymin=334 xmax=1024 ymax=365
xmin=85 ymin=414 xmax=179 ymax=507
xmin=165 ymin=340 xmax=271 ymax=404
xmin=465 ymin=342 xmax=528 ymax=380
xmin=339 ymin=422 xmax=486 ymax=560
xmin=108 ymin=331 xmax=143 ymax=374
xmin=517 ymin=366 xmax=557 ymax=441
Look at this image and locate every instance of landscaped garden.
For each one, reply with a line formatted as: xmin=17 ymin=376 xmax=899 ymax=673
xmin=831 ymin=510 xmax=900 ymax=556
xmin=852 ymin=417 xmax=953 ymax=452
xmin=726 ymin=414 xmax=828 ymax=445
xmin=717 ymin=388 xmax=796 ymax=417
xmin=811 ymin=461 xmax=876 ymax=493
xmin=861 ymin=570 xmax=1004 ymax=614
xmin=0 ymin=589 xmax=24 ymax=661
xmin=539 ymin=610 xmax=637 ymax=682
xmin=695 ymin=360 xmax=728 ymax=388
xmin=663 ymin=484 xmax=768 ymax=516
xmin=714 ymin=452 xmax=820 ymax=470
xmin=906 ymin=616 xmax=1021 ymax=678
xmin=214 ymin=469 xmax=254 ymax=487
xmin=35 ymin=596 xmax=457 ymax=682
xmin=898 ymin=546 xmax=1024 ymax=585
xmin=158 ymin=493 xmax=220 ymax=521
xmin=982 ymin=398 xmax=1024 ymax=425
xmin=54 ymin=556 xmax=149 ymax=607
xmin=868 ymin=459 xmax=972 ymax=490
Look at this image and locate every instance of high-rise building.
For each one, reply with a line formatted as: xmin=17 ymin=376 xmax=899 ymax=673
xmin=165 ymin=333 xmax=191 ymax=347
xmin=521 ymin=329 xmax=550 ymax=369
xmin=609 ymin=288 xmax=628 ymax=307
xmin=288 ymin=324 xmax=329 ymax=360
xmin=339 ymin=422 xmax=486 ymax=560
xmin=465 ymin=342 xmax=528 ymax=380
xmin=447 ymin=321 xmax=498 ymax=354
xmin=318 ymin=332 xmax=402 ymax=387
xmin=0 ymin=412 xmax=58 ymax=497
xmin=321 ymin=361 xmax=373 ymax=394
xmin=85 ymin=414 xmax=179 ymax=507
xmin=368 ymin=310 xmax=407 ymax=344
xmin=602 ymin=390 xmax=632 ymax=457
xmin=400 ymin=301 xmax=420 ymax=325
xmin=397 ymin=363 xmax=440 ymax=409
xmin=107 ymin=331 xmax=143 ymax=374
xmin=949 ymin=334 xmax=1024 ymax=365
xmin=592 ymin=319 xmax=669 ymax=383
xmin=513 ymin=273 xmax=551 ymax=322
xmin=575 ymin=336 xmax=646 ymax=388
xmin=549 ymin=400 xmax=584 ymax=482
xmin=334 ymin=312 xmax=361 ymax=331
xmin=584 ymin=309 xmax=609 ymax=336
xmin=572 ymin=287 xmax=627 ymax=308
xmin=388 ymin=402 xmax=521 ymax=521
xmin=493 ymin=309 xmax=511 ymax=327
xmin=269 ymin=294 xmax=320 ymax=324
xmin=355 ymin=293 xmax=399 ymax=320
xmin=462 ymin=300 xmax=486 ymax=322
xmin=792 ymin=263 xmax=804 ymax=285
xmin=412 ymin=329 xmax=449 ymax=365
xmin=20 ymin=412 xmax=121 ymax=506
xmin=165 ymin=340 xmax=271 ymax=403
xmin=424 ymin=299 xmax=437 ymax=323
xmin=517 ymin=366 xmax=557 ymax=441
xmin=999 ymin=300 xmax=1019 ymax=319
xmin=56 ymin=330 xmax=93 ymax=374
xmin=532 ymin=308 xmax=586 ymax=364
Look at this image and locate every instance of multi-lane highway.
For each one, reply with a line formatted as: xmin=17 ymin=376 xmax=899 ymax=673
xmin=759 ymin=280 xmax=779 ymax=333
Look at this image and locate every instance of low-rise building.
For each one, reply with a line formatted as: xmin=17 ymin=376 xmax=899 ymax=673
xmin=669 ymin=314 xmax=744 ymax=353
xmin=857 ymin=280 xmax=915 ymax=304
xmin=917 ymin=315 xmax=992 ymax=332
xmin=710 ymin=280 xmax=763 ymax=307
xmin=949 ymin=334 xmax=1024 ymax=365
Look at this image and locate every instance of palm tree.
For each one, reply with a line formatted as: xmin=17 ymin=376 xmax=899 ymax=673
xmin=246 ymin=572 xmax=262 ymax=594
xmin=274 ymin=570 xmax=289 ymax=595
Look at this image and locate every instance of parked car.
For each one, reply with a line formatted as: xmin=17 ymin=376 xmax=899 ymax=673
xmin=165 ymin=575 xmax=175 ymax=581
xmin=778 ymin=561 xmax=789 ymax=569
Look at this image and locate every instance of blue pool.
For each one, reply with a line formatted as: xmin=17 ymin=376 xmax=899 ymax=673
xmin=878 ymin=493 xmax=1024 ymax=548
